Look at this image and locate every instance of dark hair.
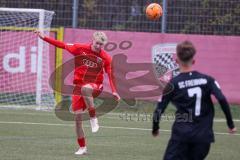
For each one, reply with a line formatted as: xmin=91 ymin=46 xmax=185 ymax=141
xmin=176 ymin=41 xmax=196 ymax=63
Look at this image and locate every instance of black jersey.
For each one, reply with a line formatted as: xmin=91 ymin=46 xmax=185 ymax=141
xmin=153 ymin=71 xmax=235 ymax=143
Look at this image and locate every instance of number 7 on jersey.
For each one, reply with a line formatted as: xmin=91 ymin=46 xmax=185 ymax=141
xmin=188 ymin=87 xmax=202 ymax=116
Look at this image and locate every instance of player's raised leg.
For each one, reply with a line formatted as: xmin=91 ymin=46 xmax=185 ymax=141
xmin=81 ymin=84 xmax=99 ymax=133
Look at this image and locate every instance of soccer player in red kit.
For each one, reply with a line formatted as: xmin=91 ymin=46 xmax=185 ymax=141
xmin=35 ymin=31 xmax=120 ymax=155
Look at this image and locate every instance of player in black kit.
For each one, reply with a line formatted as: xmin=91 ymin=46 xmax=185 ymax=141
xmin=152 ymin=40 xmax=237 ymax=160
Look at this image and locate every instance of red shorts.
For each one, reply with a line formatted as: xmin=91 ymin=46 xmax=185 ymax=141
xmin=72 ymin=83 xmax=103 ymax=113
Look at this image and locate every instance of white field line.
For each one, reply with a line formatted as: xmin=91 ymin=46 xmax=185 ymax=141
xmin=0 ymin=111 xmax=239 ymax=122
xmin=0 ymin=121 xmax=239 ymax=136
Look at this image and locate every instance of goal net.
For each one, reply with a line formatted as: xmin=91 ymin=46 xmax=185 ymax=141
xmin=0 ymin=8 xmax=55 ymax=109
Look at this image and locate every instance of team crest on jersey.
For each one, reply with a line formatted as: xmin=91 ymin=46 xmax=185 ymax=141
xmin=96 ymin=57 xmax=103 ymax=64
xmin=151 ymin=43 xmax=180 ymax=81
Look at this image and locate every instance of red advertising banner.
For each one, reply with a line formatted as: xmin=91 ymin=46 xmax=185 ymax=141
xmin=63 ymin=28 xmax=240 ymax=104
xmin=1 ymin=30 xmax=239 ymax=104
xmin=0 ymin=31 xmax=55 ymax=93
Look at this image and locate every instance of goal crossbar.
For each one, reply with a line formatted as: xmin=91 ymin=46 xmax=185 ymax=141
xmin=0 ymin=8 xmax=54 ymax=14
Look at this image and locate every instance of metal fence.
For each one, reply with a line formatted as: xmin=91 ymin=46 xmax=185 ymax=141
xmin=0 ymin=0 xmax=239 ymax=35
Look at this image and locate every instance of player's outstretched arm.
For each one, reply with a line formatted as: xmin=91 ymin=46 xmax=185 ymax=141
xmin=152 ymin=84 xmax=173 ymax=137
xmin=107 ymin=73 xmax=120 ymax=101
xmin=210 ymin=79 xmax=237 ymax=134
xmin=218 ymin=97 xmax=237 ymax=134
xmin=152 ymin=99 xmax=169 ymax=137
xmin=104 ymin=55 xmax=120 ymax=101
xmin=34 ymin=30 xmax=66 ymax=49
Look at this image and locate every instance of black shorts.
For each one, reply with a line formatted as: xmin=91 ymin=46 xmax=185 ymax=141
xmin=163 ymin=139 xmax=211 ymax=160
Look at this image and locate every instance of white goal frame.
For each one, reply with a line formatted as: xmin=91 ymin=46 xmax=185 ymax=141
xmin=0 ymin=8 xmax=55 ymax=108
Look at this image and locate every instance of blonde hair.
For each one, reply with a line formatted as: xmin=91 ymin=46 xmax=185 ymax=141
xmin=93 ymin=31 xmax=108 ymax=45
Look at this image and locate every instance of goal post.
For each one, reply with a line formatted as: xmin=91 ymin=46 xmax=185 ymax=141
xmin=0 ymin=8 xmax=60 ymax=109
xmin=36 ymin=10 xmax=45 ymax=106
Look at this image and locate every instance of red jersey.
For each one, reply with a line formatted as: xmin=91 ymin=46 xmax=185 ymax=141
xmin=43 ymin=36 xmax=116 ymax=92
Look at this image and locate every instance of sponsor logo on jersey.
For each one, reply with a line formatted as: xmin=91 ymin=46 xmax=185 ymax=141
xmin=83 ymin=59 xmax=98 ymax=68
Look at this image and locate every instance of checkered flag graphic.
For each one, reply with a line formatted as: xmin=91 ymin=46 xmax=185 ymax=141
xmin=153 ymin=53 xmax=179 ymax=78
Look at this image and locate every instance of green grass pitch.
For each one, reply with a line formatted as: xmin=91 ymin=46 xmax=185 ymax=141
xmin=0 ymin=106 xmax=240 ymax=160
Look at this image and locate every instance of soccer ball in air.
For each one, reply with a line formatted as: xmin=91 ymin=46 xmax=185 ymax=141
xmin=145 ymin=3 xmax=163 ymax=20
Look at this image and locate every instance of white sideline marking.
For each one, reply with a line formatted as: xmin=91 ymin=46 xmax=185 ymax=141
xmin=0 ymin=121 xmax=239 ymax=136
